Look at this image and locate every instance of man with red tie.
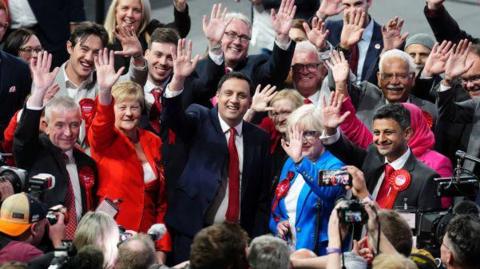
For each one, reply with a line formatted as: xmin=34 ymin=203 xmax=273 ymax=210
xmin=321 ymin=102 xmax=441 ymax=211
xmin=161 ymin=39 xmax=272 ymax=264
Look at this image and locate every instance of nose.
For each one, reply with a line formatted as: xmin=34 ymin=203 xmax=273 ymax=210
xmin=126 ymin=8 xmax=134 ymax=17
xmin=85 ymin=51 xmax=94 ymax=61
xmin=159 ymin=55 xmax=168 ymax=65
xmin=63 ymin=126 xmax=72 ymax=137
xmin=414 ymin=55 xmax=422 ymax=65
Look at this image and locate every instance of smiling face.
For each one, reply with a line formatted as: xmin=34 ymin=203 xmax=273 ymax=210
xmin=145 ymin=41 xmax=175 ymax=84
xmin=405 ymin=44 xmax=431 ymax=74
xmin=378 ymin=57 xmax=415 ymax=103
xmin=292 ymin=50 xmax=326 ymax=98
xmin=66 ymin=35 xmax=103 ymax=83
xmin=114 ymin=99 xmax=142 ymax=134
xmin=460 ymin=53 xmax=480 ymax=98
xmin=221 ymin=18 xmax=251 ymax=68
xmin=216 ymin=77 xmax=252 ymax=127
xmin=301 ymin=130 xmax=325 ymax=161
xmin=115 ymin=0 xmax=143 ymax=32
xmin=18 ymin=34 xmax=42 ymax=64
xmin=342 ymin=0 xmax=371 ymax=18
xmin=372 ymin=118 xmax=411 ymax=162
xmin=45 ymin=108 xmax=82 ymax=152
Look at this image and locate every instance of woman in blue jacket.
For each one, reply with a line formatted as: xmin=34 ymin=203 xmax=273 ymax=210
xmin=269 ymin=104 xmax=345 ymax=255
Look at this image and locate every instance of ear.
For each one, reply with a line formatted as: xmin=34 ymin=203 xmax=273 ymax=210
xmin=40 ymin=118 xmax=48 ymax=132
xmin=66 ymin=41 xmax=73 ymax=55
xmin=377 ymin=71 xmax=381 ymax=84
xmin=446 ymin=249 xmax=454 ymax=265
xmin=404 ymin=126 xmax=413 ymax=141
xmin=144 ymin=48 xmax=150 ymax=58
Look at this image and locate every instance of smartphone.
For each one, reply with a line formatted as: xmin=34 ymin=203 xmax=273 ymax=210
xmin=318 ymin=170 xmax=352 ymax=186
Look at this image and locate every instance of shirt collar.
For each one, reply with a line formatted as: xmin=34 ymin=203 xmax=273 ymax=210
xmin=63 ymin=61 xmax=94 ymax=89
xmin=64 ymin=149 xmax=74 ymax=164
xmin=217 ymin=113 xmax=243 ymax=136
xmin=385 ymin=148 xmax=411 ymax=170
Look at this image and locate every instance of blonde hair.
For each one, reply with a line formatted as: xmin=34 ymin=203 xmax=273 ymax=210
xmin=287 ymin=104 xmax=323 ymax=132
xmin=373 ymin=254 xmax=418 ymax=269
xmin=112 ymin=81 xmax=145 ymax=109
xmin=73 ymin=212 xmax=120 ymax=269
xmin=104 ymin=0 xmax=152 ymax=44
xmin=270 ymin=89 xmax=304 ymax=110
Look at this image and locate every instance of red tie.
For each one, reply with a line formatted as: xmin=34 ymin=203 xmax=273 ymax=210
xmin=377 ymin=164 xmax=394 ymax=209
xmin=303 ymin=98 xmax=312 ymax=104
xmin=149 ymin=88 xmax=163 ymax=133
xmin=349 ymin=44 xmax=359 ymax=75
xmin=225 ymin=128 xmax=240 ymax=223
xmin=63 ymin=154 xmax=78 ymax=240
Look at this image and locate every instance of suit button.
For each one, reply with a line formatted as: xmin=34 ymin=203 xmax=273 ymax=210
xmin=296 ymin=227 xmax=301 ymax=233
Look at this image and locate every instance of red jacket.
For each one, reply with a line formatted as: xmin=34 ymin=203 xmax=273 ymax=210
xmin=88 ymin=101 xmax=171 ymax=251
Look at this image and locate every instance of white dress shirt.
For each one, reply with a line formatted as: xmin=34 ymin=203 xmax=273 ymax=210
xmin=8 ymin=0 xmax=38 ymax=29
xmin=355 ymin=19 xmax=375 ymax=82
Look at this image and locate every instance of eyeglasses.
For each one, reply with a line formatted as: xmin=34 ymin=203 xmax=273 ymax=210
xmin=19 ymin=46 xmax=43 ymax=54
xmin=303 ymin=130 xmax=320 ymax=140
xmin=224 ymin=31 xmax=251 ymax=43
xmin=291 ymin=63 xmax=321 ymax=72
xmin=379 ymin=72 xmax=414 ymax=81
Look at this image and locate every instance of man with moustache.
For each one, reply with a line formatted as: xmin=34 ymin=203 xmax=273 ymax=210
xmin=321 ymin=101 xmax=441 ymax=210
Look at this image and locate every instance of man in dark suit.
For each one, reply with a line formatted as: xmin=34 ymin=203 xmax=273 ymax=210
xmin=321 ymin=100 xmax=441 ymax=211
xmin=6 ymin=0 xmax=86 ymax=67
xmin=162 ymin=40 xmax=271 ymax=263
xmin=13 ymin=52 xmax=97 ymax=240
xmin=194 ymin=0 xmax=296 ymax=108
xmin=317 ymin=0 xmax=383 ymax=85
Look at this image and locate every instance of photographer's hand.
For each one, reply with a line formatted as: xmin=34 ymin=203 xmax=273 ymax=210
xmin=276 ymin=220 xmax=291 ymax=239
xmin=344 ymin=165 xmax=370 ymax=199
xmin=49 ymin=213 xmax=66 ymax=248
xmin=0 ymin=180 xmax=14 ymax=201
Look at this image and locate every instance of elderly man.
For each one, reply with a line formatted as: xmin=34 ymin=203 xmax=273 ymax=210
xmin=329 ymin=49 xmax=437 ymax=130
xmin=405 ymin=33 xmax=436 ymax=76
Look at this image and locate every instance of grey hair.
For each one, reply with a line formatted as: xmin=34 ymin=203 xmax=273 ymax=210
xmin=379 ymin=49 xmax=417 ymax=74
xmin=116 ymin=234 xmax=156 ymax=269
xmin=44 ymin=96 xmax=81 ymax=124
xmin=287 ymin=104 xmax=324 ymax=133
xmin=73 ymin=211 xmax=120 ymax=269
xmin=225 ymin=12 xmax=252 ymax=29
xmin=294 ymin=40 xmax=321 ymax=62
xmin=248 ymin=235 xmax=290 ymax=269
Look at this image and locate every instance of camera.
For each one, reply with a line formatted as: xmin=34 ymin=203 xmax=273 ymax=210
xmin=46 ymin=205 xmax=68 ymax=225
xmin=318 ymin=170 xmax=352 ymax=186
xmin=49 ymin=240 xmax=76 ymax=269
xmin=0 ymin=166 xmax=27 ymax=193
xmin=118 ymin=226 xmax=134 ymax=243
xmin=337 ymin=200 xmax=368 ymax=225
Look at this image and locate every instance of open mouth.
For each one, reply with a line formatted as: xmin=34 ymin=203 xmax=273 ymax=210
xmin=226 ymin=104 xmax=239 ymax=112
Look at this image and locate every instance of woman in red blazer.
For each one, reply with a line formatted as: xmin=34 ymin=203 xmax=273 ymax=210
xmin=88 ymin=49 xmax=170 ymax=260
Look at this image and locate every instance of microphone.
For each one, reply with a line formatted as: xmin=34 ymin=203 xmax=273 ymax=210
xmin=147 ymin=224 xmax=167 ymax=241
xmin=455 ymin=150 xmax=480 ymax=165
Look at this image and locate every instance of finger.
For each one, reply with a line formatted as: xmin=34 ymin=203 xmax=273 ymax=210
xmin=353 ymin=9 xmax=361 ymax=26
xmin=397 ymin=18 xmax=405 ymax=30
xmin=202 ymin=15 xmax=208 ymax=33
xmin=311 ymin=16 xmax=318 ymax=29
xmin=187 ymin=39 xmax=193 ymax=60
xmin=191 ymin=54 xmax=201 ymax=70
xmin=359 ymin=11 xmax=366 ymax=27
xmin=109 ymin=50 xmax=115 ymax=66
xmin=51 ymin=67 xmax=61 ymax=79
xmin=46 ymin=52 xmax=53 ymax=71
xmin=339 ymin=111 xmax=351 ymax=122
xmin=254 ymin=84 xmax=261 ymax=95
xmin=270 ymin=8 xmax=277 ymax=21
xmin=211 ymin=3 xmax=217 ymax=19
xmin=115 ymin=67 xmax=126 ymax=81
xmin=103 ymin=48 xmax=109 ymax=65
xmin=401 ymin=32 xmax=409 ymax=42
xmin=221 ymin=6 xmax=228 ymax=19
xmin=302 ymin=22 xmax=312 ymax=34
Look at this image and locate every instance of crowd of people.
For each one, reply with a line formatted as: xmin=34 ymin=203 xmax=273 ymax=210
xmin=0 ymin=0 xmax=479 ymax=268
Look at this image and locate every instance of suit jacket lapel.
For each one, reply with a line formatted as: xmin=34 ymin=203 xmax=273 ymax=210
xmin=241 ymin=122 xmax=252 ymax=201
xmin=361 ymin=22 xmax=383 ymax=81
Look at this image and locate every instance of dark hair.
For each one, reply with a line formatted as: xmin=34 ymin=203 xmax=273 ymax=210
xmin=291 ymin=19 xmax=307 ymax=31
xmin=379 ymin=210 xmax=413 ymax=257
xmin=70 ymin=245 xmax=104 ymax=269
xmin=69 ymin=22 xmax=108 ymax=48
xmin=116 ymin=234 xmax=156 ymax=269
xmin=217 ymin=71 xmax=253 ymax=96
xmin=3 ymin=28 xmax=36 ymax=56
xmin=446 ymin=215 xmax=480 ymax=269
xmin=149 ymin=27 xmax=180 ymax=48
xmin=373 ymin=103 xmax=411 ymax=130
xmin=190 ymin=222 xmax=249 ymax=269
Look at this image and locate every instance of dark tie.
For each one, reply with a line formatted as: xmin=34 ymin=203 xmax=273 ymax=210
xmin=149 ymin=87 xmax=163 ymax=133
xmin=377 ymin=163 xmax=394 ymax=209
xmin=63 ymin=154 xmax=77 ymax=240
xmin=349 ymin=44 xmax=359 ymax=76
xmin=303 ymin=98 xmax=312 ymax=104
xmin=225 ymin=128 xmax=240 ymax=223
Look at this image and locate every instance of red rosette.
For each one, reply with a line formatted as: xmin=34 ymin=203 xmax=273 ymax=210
xmin=382 ymin=169 xmax=411 ymax=209
xmin=271 ymin=171 xmax=295 ymax=221
xmin=79 ymin=98 xmax=96 ymax=131
xmin=78 ymin=166 xmax=95 ymax=211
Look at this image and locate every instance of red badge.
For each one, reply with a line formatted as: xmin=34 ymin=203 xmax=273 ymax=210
xmin=79 ymin=98 xmax=96 ymax=133
xmin=383 ymin=169 xmax=411 ymax=209
xmin=79 ymin=166 xmax=95 ymax=211
xmin=272 ymin=171 xmax=295 ymax=222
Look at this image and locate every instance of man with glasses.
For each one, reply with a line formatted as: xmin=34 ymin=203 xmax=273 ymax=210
xmin=330 ymin=49 xmax=437 ymax=130
xmin=194 ymin=1 xmax=296 ymax=108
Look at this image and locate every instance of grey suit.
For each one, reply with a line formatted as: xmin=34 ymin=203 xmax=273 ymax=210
xmin=52 ymin=60 xmax=148 ymax=147
xmin=349 ymin=81 xmax=438 ymax=130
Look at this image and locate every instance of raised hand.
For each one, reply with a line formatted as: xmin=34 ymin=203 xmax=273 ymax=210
xmin=114 ymin=26 xmax=143 ymax=59
xmin=316 ymin=0 xmax=344 ymax=19
xmin=250 ymin=84 xmax=277 ymax=112
xmin=169 ymin=39 xmax=200 ymax=91
xmin=95 ymin=48 xmax=125 ymax=92
xmin=426 ymin=0 xmax=445 ymax=10
xmin=271 ymin=0 xmax=296 ymax=42
xmin=30 ymin=51 xmax=60 ymax=93
xmin=173 ymin=0 xmax=187 ymax=12
xmin=422 ymin=40 xmax=453 ymax=77
xmin=202 ymin=3 xmax=232 ymax=48
xmin=321 ymin=91 xmax=350 ymax=130
xmin=382 ymin=17 xmax=408 ymax=52
xmin=445 ymin=39 xmax=473 ymax=81
xmin=281 ymin=124 xmax=304 ymax=164
xmin=43 ymin=84 xmax=61 ymax=104
xmin=303 ymin=17 xmax=329 ymax=50
xmin=340 ymin=9 xmax=365 ymax=49
xmin=326 ymin=51 xmax=350 ymax=85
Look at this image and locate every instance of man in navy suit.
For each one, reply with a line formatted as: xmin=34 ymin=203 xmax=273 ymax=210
xmin=162 ymin=40 xmax=272 ymax=264
xmin=317 ymin=0 xmax=383 ymax=85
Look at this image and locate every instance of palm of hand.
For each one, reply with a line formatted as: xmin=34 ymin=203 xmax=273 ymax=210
xmin=204 ymin=19 xmax=227 ymax=42
xmin=445 ymin=56 xmax=468 ymax=78
xmin=272 ymin=13 xmax=292 ymax=35
xmin=383 ymin=28 xmax=403 ymax=48
xmin=425 ymin=54 xmax=447 ymax=75
xmin=97 ymin=65 xmax=118 ymax=90
xmin=342 ymin=25 xmax=362 ymax=47
xmin=33 ymin=72 xmax=56 ymax=90
xmin=323 ymin=107 xmax=343 ymax=128
xmin=332 ymin=62 xmax=350 ymax=82
xmin=174 ymin=57 xmax=195 ymax=78
xmin=307 ymin=30 xmax=326 ymax=48
xmin=121 ymin=36 xmax=141 ymax=55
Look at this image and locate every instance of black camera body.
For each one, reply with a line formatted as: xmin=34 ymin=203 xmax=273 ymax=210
xmin=337 ymin=200 xmax=368 ymax=225
xmin=0 ymin=166 xmax=27 ymax=193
